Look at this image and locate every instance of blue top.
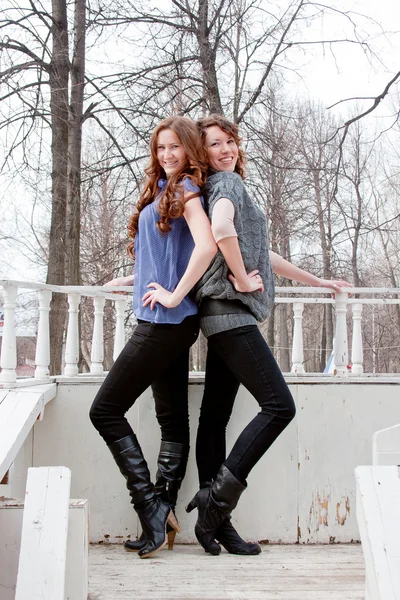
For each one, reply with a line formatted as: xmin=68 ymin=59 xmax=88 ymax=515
xmin=133 ymin=178 xmax=202 ymax=324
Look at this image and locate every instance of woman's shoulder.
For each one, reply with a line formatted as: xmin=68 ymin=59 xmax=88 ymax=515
xmin=182 ymin=176 xmax=200 ymax=193
xmin=206 ymin=171 xmax=244 ymax=194
xmin=207 ymin=171 xmax=243 ymax=186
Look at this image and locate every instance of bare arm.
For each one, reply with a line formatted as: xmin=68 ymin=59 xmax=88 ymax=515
xmin=104 ymin=274 xmax=134 ymax=287
xmin=212 ymin=197 xmax=263 ymax=293
xmin=143 ymin=196 xmax=217 ymax=309
xmin=270 ymin=251 xmax=352 ymax=293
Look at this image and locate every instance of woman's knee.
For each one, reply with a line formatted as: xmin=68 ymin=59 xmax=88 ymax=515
xmin=281 ymin=387 xmax=296 ymax=423
xmin=89 ymin=399 xmax=103 ymax=430
xmin=89 ymin=391 xmax=116 ymax=431
xmin=260 ymin=387 xmax=296 ymax=424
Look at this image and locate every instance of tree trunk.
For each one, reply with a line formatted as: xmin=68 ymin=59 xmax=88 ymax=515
xmin=197 ymin=0 xmax=223 ymax=114
xmin=47 ymin=0 xmax=69 ymax=375
xmin=312 ymin=169 xmax=334 ymax=358
xmin=66 ymin=0 xmax=86 ymax=286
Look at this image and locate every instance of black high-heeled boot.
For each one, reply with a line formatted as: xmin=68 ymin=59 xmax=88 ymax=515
xmin=186 ymin=464 xmax=246 ymax=555
xmin=124 ymin=440 xmax=188 ymax=552
xmin=197 ymin=481 xmax=261 ymax=555
xmin=216 ymin=519 xmax=261 ymax=555
xmin=108 ymin=434 xmax=179 ymax=559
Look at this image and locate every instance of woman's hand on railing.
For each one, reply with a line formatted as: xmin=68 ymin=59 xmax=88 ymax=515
xmin=104 ymin=275 xmax=134 ymax=294
xmin=316 ymin=279 xmax=353 ymax=294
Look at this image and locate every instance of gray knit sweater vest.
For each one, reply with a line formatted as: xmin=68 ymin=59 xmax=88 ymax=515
xmin=194 ymin=171 xmax=274 ymax=337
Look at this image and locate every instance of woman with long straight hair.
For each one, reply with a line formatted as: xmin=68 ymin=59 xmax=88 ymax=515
xmin=89 ymin=116 xmax=217 ymax=559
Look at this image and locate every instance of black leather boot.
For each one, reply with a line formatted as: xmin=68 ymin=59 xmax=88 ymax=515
xmin=216 ymin=519 xmax=261 ymax=555
xmin=109 ymin=434 xmax=178 ymax=559
xmin=124 ymin=441 xmax=188 ymax=552
xmin=197 ymin=481 xmax=261 ymax=555
xmin=186 ymin=465 xmax=246 ymax=555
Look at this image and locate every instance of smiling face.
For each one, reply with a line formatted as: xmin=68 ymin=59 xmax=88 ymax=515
xmin=204 ymin=125 xmax=239 ymax=172
xmin=156 ymin=128 xmax=188 ymax=178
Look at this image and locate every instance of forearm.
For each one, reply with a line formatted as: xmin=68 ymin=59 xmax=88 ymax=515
xmin=171 ymin=243 xmax=217 ymax=304
xmin=270 ymin=251 xmax=320 ymax=285
xmin=105 ymin=274 xmax=134 ymax=287
xmin=217 ymin=236 xmax=249 ymax=287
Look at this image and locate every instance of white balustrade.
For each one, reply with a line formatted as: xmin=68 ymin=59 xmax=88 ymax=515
xmin=291 ymin=302 xmax=305 ymax=374
xmin=0 ymin=285 xmax=18 ymax=383
xmin=351 ymin=302 xmax=363 ymax=375
xmin=90 ymin=296 xmax=105 ymax=374
xmin=334 ymin=292 xmax=349 ymax=376
xmin=113 ymin=297 xmax=128 ymax=361
xmin=64 ymin=293 xmax=81 ymax=377
xmin=35 ymin=289 xmax=52 ymax=380
xmin=1 ymin=281 xmax=400 ymax=380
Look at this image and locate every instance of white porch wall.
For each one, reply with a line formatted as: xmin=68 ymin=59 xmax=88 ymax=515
xmin=8 ymin=378 xmax=400 ymax=544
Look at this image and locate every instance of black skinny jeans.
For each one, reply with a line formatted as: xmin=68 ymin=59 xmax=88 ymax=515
xmin=196 ymin=324 xmax=296 ymax=485
xmin=89 ymin=315 xmax=199 ymax=447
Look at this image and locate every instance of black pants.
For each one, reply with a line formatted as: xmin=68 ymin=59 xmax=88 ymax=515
xmin=196 ymin=325 xmax=296 ymax=485
xmin=90 ymin=315 xmax=199 ymax=446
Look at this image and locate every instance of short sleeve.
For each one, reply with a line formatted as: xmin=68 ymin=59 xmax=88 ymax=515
xmin=183 ymin=177 xmax=200 ymax=194
xmin=211 ymin=198 xmax=237 ymax=242
xmin=206 ymin=172 xmax=244 ymax=214
xmin=182 ymin=176 xmax=204 ymax=208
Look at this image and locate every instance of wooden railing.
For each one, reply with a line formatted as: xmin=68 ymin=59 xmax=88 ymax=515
xmin=1 ymin=279 xmax=400 ymax=383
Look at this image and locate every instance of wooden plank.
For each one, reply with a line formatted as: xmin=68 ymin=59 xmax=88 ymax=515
xmin=0 ymin=498 xmax=89 ymax=600
xmin=15 ymin=466 xmax=71 ymax=600
xmin=0 ymin=392 xmax=41 ymax=482
xmin=373 ymin=423 xmax=400 ymax=466
xmin=0 ymin=384 xmax=56 ymax=482
xmin=0 ymin=389 xmax=9 ymax=405
xmin=66 ymin=500 xmax=89 ymax=600
xmin=88 ymin=544 xmax=365 ymax=600
xmin=356 ymin=465 xmax=400 ymax=600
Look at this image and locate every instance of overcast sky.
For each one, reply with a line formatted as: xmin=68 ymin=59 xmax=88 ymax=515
xmin=295 ymin=0 xmax=400 ymax=118
xmin=1 ymin=0 xmax=399 ymax=282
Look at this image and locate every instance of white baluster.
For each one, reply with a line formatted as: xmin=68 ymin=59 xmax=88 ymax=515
xmin=291 ymin=302 xmax=305 ymax=374
xmin=0 ymin=285 xmax=18 ymax=383
xmin=64 ymin=292 xmax=81 ymax=376
xmin=334 ymin=292 xmax=349 ymax=376
xmin=113 ymin=298 xmax=127 ymax=361
xmin=351 ymin=302 xmax=363 ymax=375
xmin=35 ymin=289 xmax=52 ymax=379
xmin=90 ymin=296 xmax=105 ymax=374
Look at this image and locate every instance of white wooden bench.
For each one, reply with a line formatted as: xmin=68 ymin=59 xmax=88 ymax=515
xmin=0 ymin=383 xmax=56 ymax=482
xmin=373 ymin=423 xmax=400 ymax=467
xmin=3 ymin=466 xmax=89 ymax=600
xmin=0 ymin=384 xmax=89 ymax=600
xmin=355 ymin=465 xmax=400 ymax=600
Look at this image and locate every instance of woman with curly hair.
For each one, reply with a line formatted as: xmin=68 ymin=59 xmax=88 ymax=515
xmin=89 ymin=116 xmax=217 ymax=559
xmin=184 ymin=114 xmax=352 ymax=556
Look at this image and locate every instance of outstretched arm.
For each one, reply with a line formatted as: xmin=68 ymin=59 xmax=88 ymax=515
xmin=270 ymin=251 xmax=352 ymax=293
xmin=104 ymin=274 xmax=134 ymax=287
xmin=143 ymin=196 xmax=217 ymax=309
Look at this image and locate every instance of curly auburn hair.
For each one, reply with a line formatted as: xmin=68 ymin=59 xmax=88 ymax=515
xmin=196 ymin=114 xmax=246 ymax=179
xmin=127 ymin=116 xmax=207 ymax=257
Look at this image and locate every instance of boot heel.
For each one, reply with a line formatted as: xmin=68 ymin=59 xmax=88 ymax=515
xmin=167 ymin=509 xmax=181 ymax=533
xmin=185 ymin=496 xmax=198 ymax=513
xmin=167 ymin=529 xmax=177 ymax=550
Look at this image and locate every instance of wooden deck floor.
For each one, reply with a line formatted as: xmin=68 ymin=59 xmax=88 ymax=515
xmin=88 ymin=543 xmax=365 ymax=600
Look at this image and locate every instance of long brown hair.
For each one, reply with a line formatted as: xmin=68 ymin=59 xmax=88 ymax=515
xmin=127 ymin=116 xmax=207 ymax=257
xmin=196 ymin=114 xmax=246 ymax=179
